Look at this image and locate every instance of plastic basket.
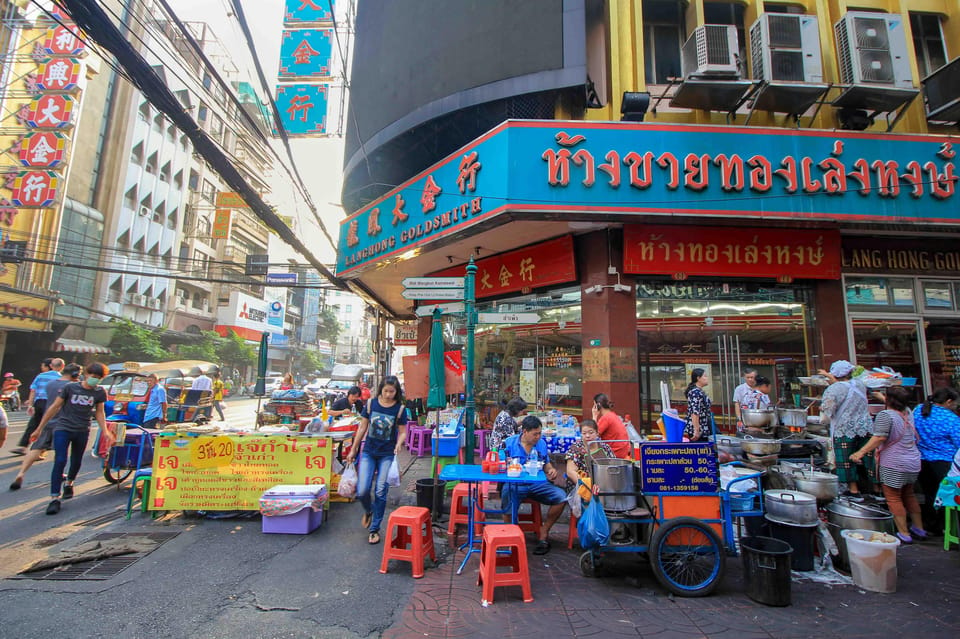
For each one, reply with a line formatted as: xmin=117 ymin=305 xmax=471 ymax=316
xmin=730 ymin=492 xmax=756 ymax=512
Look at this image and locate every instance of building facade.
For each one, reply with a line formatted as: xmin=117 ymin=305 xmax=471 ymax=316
xmin=337 ymin=0 xmax=960 ymax=429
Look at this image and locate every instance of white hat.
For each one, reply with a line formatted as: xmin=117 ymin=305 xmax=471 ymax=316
xmin=829 ymin=360 xmax=855 ymax=378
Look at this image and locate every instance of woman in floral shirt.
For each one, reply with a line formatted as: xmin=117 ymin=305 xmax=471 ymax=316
xmin=684 ymin=368 xmax=712 ymax=442
xmin=564 ymin=419 xmax=614 ymax=489
xmin=819 ymin=360 xmax=874 ymax=499
xmin=913 ymin=386 xmax=960 ymax=534
xmin=488 ymin=397 xmax=527 ymax=451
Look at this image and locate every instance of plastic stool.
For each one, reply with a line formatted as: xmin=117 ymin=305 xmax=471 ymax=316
xmin=125 ymin=469 xmax=153 ymax=519
xmin=517 ymin=498 xmax=543 ymax=535
xmin=945 ymin=506 xmax=960 ymax=551
xmin=477 ymin=524 xmax=533 ymax=604
xmin=567 ymin=514 xmax=579 ymax=549
xmin=473 ymin=429 xmax=491 ymax=459
xmin=380 ymin=506 xmax=436 ymax=578
xmin=447 ymin=482 xmax=485 ymax=541
xmin=406 ymin=426 xmax=432 ymax=457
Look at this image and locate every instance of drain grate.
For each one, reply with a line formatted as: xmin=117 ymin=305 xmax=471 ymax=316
xmin=78 ymin=509 xmax=126 ymax=526
xmin=15 ymin=531 xmax=179 ymax=581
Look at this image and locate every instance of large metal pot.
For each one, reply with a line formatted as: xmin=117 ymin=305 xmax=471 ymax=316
xmin=713 ymin=435 xmax=743 ymax=457
xmin=764 ymin=489 xmax=819 ymax=525
xmin=742 ymin=408 xmax=777 ymax=428
xmin=741 ymin=436 xmax=781 ymax=456
xmin=825 ymin=498 xmax=895 ymax=571
xmin=592 ymin=458 xmax=637 ymax=512
xmin=777 ymin=408 xmax=808 ymax=428
xmin=791 ymin=470 xmax=839 ymax=504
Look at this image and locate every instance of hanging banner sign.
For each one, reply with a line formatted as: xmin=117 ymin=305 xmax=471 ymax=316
xmin=19 ymin=131 xmax=68 ymax=167
xmin=211 ymin=208 xmax=232 ymax=239
xmin=393 ymin=324 xmax=417 ymax=346
xmin=623 ymin=224 xmax=842 ymax=280
xmin=273 ymin=83 xmax=329 ymax=136
xmin=11 ymin=171 xmax=60 ymax=207
xmin=432 ymin=235 xmax=577 ymax=299
xmin=279 ymin=28 xmax=333 ymax=79
xmin=42 ymin=25 xmax=87 ymax=57
xmin=26 ymin=94 xmax=76 ymax=129
xmin=283 ymin=0 xmax=334 ymax=26
xmin=36 ymin=57 xmax=82 ymax=92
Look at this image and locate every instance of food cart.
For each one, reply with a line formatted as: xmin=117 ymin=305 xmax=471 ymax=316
xmin=578 ymin=441 xmax=765 ymax=597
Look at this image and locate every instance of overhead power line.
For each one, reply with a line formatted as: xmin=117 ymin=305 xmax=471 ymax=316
xmin=57 ymin=0 xmax=346 ymax=290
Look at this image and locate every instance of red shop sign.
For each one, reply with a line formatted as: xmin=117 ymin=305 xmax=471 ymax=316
xmin=36 ymin=57 xmax=82 ymax=92
xmin=11 ymin=171 xmax=60 ymax=207
xmin=432 ymin=235 xmax=577 ymax=299
xmin=42 ymin=25 xmax=87 ymax=57
xmin=19 ymin=132 xmax=68 ymax=167
xmin=27 ymin=94 xmax=76 ymax=129
xmin=623 ymin=224 xmax=841 ymax=280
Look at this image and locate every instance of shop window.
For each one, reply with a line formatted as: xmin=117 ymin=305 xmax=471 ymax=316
xmin=643 ymin=0 xmax=685 ymax=85
xmin=921 ymin=280 xmax=954 ymax=310
xmin=910 ymin=12 xmax=948 ymax=79
xmin=845 ymin=277 xmax=916 ymax=311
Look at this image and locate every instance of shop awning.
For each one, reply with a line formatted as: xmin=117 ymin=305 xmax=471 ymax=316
xmin=53 ymin=338 xmax=111 ymax=354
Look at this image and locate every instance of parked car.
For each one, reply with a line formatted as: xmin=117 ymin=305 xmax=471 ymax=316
xmin=263 ymin=376 xmax=285 ymax=394
xmin=302 ymin=377 xmax=330 ymax=396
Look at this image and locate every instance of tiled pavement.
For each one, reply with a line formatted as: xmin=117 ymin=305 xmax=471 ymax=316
xmin=384 ymin=452 xmax=960 ymax=638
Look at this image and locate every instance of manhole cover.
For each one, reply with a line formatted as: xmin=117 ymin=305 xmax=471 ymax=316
xmin=14 ymin=531 xmax=179 ymax=581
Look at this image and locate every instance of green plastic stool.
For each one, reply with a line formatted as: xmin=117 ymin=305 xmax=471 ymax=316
xmin=945 ymin=506 xmax=959 ymax=551
xmin=126 ymin=471 xmax=155 ymax=519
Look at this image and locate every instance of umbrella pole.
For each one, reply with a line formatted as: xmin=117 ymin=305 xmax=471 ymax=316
xmin=431 ymin=407 xmax=440 ymax=520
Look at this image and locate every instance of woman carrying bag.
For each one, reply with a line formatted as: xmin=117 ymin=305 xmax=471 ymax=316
xmin=345 ymin=375 xmax=407 ymax=545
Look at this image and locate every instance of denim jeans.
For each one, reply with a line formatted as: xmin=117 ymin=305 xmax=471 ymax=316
xmin=356 ymin=450 xmax=394 ymax=533
xmin=51 ymin=429 xmax=89 ymax=497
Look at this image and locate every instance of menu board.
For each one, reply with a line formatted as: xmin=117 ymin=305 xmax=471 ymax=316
xmin=638 ymin=442 xmax=718 ymax=493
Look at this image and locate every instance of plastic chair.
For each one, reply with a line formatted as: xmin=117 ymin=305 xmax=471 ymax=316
xmin=567 ymin=514 xmax=579 ymax=549
xmin=473 ymin=429 xmax=491 ymax=459
xmin=517 ymin=498 xmax=543 ymax=535
xmin=477 ymin=524 xmax=533 ymax=604
xmin=125 ymin=469 xmax=154 ymax=519
xmin=447 ymin=482 xmax=485 ymax=541
xmin=945 ymin=506 xmax=960 ymax=551
xmin=406 ymin=426 xmax=432 ymax=457
xmin=380 ymin=506 xmax=436 ymax=578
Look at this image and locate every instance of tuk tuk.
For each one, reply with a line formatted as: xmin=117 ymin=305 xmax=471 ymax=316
xmin=102 ymin=360 xmax=219 ymax=422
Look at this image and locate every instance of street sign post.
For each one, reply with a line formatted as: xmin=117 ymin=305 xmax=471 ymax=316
xmin=401 ymin=288 xmax=464 ymax=300
xmin=476 ymin=312 xmax=540 ymax=324
xmin=401 ymin=277 xmax=465 ymax=289
xmin=414 ymin=302 xmax=465 ymax=317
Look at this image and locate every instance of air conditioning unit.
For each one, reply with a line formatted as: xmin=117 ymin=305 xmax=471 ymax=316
xmin=138 ymin=206 xmax=150 ymax=217
xmin=681 ymin=25 xmax=741 ymax=79
xmin=751 ymin=13 xmax=823 ymax=83
xmin=149 ymin=298 xmax=161 ymax=310
xmin=835 ymin=11 xmax=913 ymax=88
xmin=130 ymin=294 xmax=144 ymax=306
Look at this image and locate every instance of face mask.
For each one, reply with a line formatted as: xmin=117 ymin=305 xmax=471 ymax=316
xmin=86 ymin=376 xmax=102 ymax=387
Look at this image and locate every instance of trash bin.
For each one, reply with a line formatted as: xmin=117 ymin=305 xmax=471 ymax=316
xmin=662 ymin=413 xmax=686 ymax=442
xmin=740 ymin=536 xmax=793 ymax=606
xmin=841 ymin=529 xmax=900 ymax=593
xmin=765 ymin=515 xmax=818 ymax=571
xmin=415 ymin=478 xmax=447 ymax=515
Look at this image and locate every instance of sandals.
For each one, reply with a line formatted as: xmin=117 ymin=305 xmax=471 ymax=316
xmin=909 ymin=526 xmax=930 ymax=540
xmin=368 ymin=531 xmax=381 ymax=545
xmin=362 ymin=511 xmax=372 ymax=529
xmin=896 ymin=532 xmax=913 ymax=544
xmin=533 ymin=539 xmax=551 ymax=555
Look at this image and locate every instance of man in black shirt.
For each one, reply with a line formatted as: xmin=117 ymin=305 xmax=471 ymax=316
xmin=330 ymin=386 xmax=362 ymax=417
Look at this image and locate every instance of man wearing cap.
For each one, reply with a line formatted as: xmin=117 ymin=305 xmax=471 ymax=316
xmin=12 ymin=358 xmax=63 ymax=455
xmin=818 ymin=359 xmax=874 ymax=500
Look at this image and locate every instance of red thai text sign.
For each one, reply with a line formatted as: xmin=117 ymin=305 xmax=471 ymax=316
xmin=433 ymin=235 xmax=576 ymax=299
xmin=623 ymin=225 xmax=841 ymax=279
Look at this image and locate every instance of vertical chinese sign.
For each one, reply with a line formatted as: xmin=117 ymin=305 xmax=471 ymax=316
xmin=274 ymin=0 xmax=335 ymax=137
xmin=0 ymin=7 xmax=86 ymax=331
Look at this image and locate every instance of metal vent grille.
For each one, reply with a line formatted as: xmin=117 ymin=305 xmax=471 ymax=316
xmin=703 ymin=25 xmax=731 ymax=65
xmin=768 ymin=15 xmax=801 ymax=48
xmin=835 ymin=18 xmax=854 ymax=84
xmin=750 ymin=23 xmax=764 ymax=79
xmin=15 ymin=531 xmax=180 ymax=581
xmin=859 ymin=49 xmax=895 ymax=84
xmin=771 ymin=51 xmax=806 ymax=82
xmin=854 ymin=16 xmax=890 ymax=49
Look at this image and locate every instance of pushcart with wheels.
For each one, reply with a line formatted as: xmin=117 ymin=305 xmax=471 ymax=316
xmin=577 ymin=441 xmax=765 ymax=597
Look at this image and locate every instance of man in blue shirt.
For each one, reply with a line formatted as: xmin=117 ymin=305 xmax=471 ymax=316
xmin=501 ymin=415 xmax=567 ymax=555
xmin=12 ymin=357 xmax=63 ymax=454
xmin=141 ymin=374 xmax=168 ymax=429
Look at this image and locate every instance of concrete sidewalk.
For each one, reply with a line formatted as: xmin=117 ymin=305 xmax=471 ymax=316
xmin=385 ymin=449 xmax=960 ymax=639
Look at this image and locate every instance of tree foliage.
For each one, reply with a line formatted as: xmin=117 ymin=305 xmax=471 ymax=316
xmin=317 ymin=306 xmax=340 ymax=345
xmin=294 ymin=349 xmax=325 ymax=377
xmin=176 ymin=330 xmax=220 ymax=362
xmin=108 ymin=319 xmax=169 ymax=362
xmin=218 ymin=330 xmax=256 ymax=374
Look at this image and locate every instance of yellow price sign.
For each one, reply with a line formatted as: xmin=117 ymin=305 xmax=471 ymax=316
xmin=189 ymin=436 xmax=236 ymax=468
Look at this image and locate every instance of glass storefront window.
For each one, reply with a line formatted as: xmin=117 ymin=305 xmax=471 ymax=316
xmin=922 ymin=280 xmax=954 ymax=310
xmin=845 ymin=277 xmax=916 ymax=311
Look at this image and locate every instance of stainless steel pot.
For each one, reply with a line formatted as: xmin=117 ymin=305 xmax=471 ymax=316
xmin=742 ymin=408 xmax=777 ymax=428
xmin=778 ymin=408 xmax=808 ymax=428
xmin=825 ymin=498 xmax=895 ymax=571
xmin=741 ymin=436 xmax=781 ymax=456
xmin=714 ymin=436 xmax=743 ymax=457
xmin=592 ymin=458 xmax=637 ymax=512
xmin=791 ymin=470 xmax=839 ymax=504
xmin=764 ymin=489 xmax=819 ymax=525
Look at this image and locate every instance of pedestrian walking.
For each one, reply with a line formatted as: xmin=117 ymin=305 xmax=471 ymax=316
xmin=211 ymin=372 xmax=225 ymax=421
xmin=12 ymin=358 xmax=63 ymax=454
xmin=141 ymin=373 xmax=168 ymax=429
xmin=33 ymin=362 xmax=109 ymax=515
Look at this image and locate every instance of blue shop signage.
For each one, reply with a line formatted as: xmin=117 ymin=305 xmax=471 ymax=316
xmin=336 ymin=121 xmax=959 ymax=275
xmin=638 ymin=442 xmax=719 ymax=493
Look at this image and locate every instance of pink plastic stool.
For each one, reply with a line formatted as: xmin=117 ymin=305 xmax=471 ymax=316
xmin=473 ymin=429 xmax=491 ymax=459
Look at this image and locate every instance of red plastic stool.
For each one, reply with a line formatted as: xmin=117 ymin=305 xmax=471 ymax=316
xmin=478 ymin=524 xmax=533 ymax=604
xmin=379 ymin=506 xmax=436 ymax=578
xmin=567 ymin=514 xmax=579 ymax=549
xmin=517 ymin=498 xmax=543 ymax=535
xmin=447 ymin=482 xmax=485 ymax=541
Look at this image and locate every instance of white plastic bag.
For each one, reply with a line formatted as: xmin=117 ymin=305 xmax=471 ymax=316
xmin=625 ymin=421 xmax=643 ymax=444
xmin=338 ymin=463 xmax=358 ymax=498
xmin=565 ymin=486 xmax=583 ymax=519
xmin=386 ymin=458 xmax=401 ymax=487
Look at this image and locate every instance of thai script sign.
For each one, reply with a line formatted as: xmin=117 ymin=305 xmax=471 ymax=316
xmin=623 ymin=224 xmax=841 ymax=279
xmin=638 ymin=442 xmax=719 ymax=493
xmin=150 ymin=434 xmax=331 ymax=511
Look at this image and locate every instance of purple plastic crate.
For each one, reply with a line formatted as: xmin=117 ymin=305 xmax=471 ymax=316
xmin=262 ymin=506 xmax=322 ymax=534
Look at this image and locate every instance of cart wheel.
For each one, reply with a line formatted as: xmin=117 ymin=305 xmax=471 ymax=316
xmin=648 ymin=517 xmax=726 ymax=597
xmin=103 ymin=466 xmax=133 ymax=484
xmin=579 ymin=550 xmax=597 ymax=578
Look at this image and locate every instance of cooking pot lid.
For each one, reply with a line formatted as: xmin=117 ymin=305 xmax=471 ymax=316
xmin=827 ymin=497 xmax=891 ymax=518
xmin=765 ymin=488 xmax=817 ymax=504
xmin=792 ymin=470 xmax=838 ymax=481
xmin=764 ymin=513 xmax=819 ymax=527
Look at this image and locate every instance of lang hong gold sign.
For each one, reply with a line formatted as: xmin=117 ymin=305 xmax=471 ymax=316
xmin=842 ymin=239 xmax=960 ymax=275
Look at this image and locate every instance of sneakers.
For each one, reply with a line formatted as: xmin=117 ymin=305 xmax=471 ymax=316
xmin=45 ymin=499 xmax=61 ymax=515
xmin=909 ymin=526 xmax=929 ymax=540
xmin=895 ymin=532 xmax=912 ymax=544
xmin=61 ymin=484 xmax=74 ymax=499
xmin=841 ymin=491 xmax=865 ymax=503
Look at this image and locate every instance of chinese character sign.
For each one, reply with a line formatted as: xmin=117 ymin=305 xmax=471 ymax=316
xmin=26 ymin=94 xmax=75 ymax=129
xmin=42 ymin=25 xmax=87 ymax=56
xmin=36 ymin=57 xmax=82 ymax=92
xmin=274 ymin=84 xmax=329 ymax=136
xmin=278 ymin=29 xmax=333 ymax=79
xmin=19 ymin=132 xmax=68 ymax=167
xmin=283 ymin=0 xmax=334 ymax=25
xmin=11 ymin=171 xmax=60 ymax=207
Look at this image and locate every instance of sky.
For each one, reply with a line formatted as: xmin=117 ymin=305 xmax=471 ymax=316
xmin=166 ymin=0 xmax=348 ymax=266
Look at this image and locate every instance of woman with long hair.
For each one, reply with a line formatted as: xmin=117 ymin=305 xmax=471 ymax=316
xmin=684 ymin=368 xmax=712 ymax=442
xmin=591 ymin=393 xmax=630 ymax=458
xmin=913 ymin=386 xmax=960 ymax=534
xmin=345 ymin=375 xmax=408 ymax=545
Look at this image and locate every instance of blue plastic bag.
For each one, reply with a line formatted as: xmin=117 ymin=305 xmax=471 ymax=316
xmin=577 ymin=492 xmax=610 ymax=549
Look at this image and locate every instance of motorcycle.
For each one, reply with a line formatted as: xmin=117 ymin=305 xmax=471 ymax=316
xmin=0 ymin=389 xmax=20 ymax=412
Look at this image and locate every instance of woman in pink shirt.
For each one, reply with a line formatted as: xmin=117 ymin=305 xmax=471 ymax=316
xmin=591 ymin=393 xmax=630 ymax=459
